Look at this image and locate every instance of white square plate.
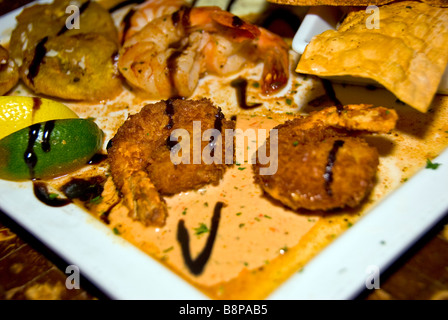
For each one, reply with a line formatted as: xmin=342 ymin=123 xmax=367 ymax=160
xmin=1 ymin=0 xmax=447 ymax=300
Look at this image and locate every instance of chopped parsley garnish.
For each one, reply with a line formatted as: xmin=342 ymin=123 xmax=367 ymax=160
xmin=426 ymin=158 xmax=441 ymax=170
xmin=163 ymin=246 xmax=174 ymax=253
xmin=90 ymin=195 xmax=103 ymax=204
xmin=194 ymin=223 xmax=209 ymax=236
xmin=48 ymin=193 xmax=59 ymax=200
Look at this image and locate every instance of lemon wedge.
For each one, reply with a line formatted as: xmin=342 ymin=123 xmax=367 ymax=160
xmin=0 ymin=96 xmax=78 ymax=140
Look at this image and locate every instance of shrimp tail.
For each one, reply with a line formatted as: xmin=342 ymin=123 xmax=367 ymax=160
xmin=122 ymin=171 xmax=168 ymax=227
xmin=261 ymin=51 xmax=289 ymax=95
xmin=308 ymin=104 xmax=399 ymax=133
xmin=258 ymin=29 xmax=289 ymax=95
xmin=207 ymin=9 xmax=261 ymax=41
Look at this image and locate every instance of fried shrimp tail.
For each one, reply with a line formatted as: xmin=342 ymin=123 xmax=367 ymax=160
xmin=253 ymin=104 xmax=398 ymax=212
xmin=108 ymin=98 xmax=234 ymax=227
xmin=123 ymin=171 xmax=168 ymax=227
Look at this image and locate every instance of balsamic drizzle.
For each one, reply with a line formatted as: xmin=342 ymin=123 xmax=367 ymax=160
xmin=41 ymin=120 xmax=55 ymax=153
xmin=322 ymin=79 xmax=344 ymax=115
xmin=33 ymin=182 xmax=71 ymax=207
xmin=230 ymin=77 xmax=262 ymax=109
xmin=27 ymin=37 xmax=48 ymax=85
xmin=164 ymin=98 xmax=176 ymax=130
xmin=177 ymin=201 xmax=224 ymax=276
xmin=164 ymin=98 xmax=179 ymax=150
xmin=208 ymin=108 xmax=225 ymax=157
xmin=24 ymin=123 xmax=41 ymax=180
xmin=324 ymin=140 xmax=345 ymax=196
xmin=225 ymin=0 xmax=237 ymax=12
xmin=87 ymin=153 xmax=108 ymax=165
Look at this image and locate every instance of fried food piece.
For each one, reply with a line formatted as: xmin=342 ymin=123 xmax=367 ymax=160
xmin=253 ymin=104 xmax=398 ymax=211
xmin=0 ymin=45 xmax=19 ymax=95
xmin=295 ymin=1 xmax=448 ymax=113
xmin=9 ymin=0 xmax=122 ymax=101
xmin=108 ymin=98 xmax=235 ymax=227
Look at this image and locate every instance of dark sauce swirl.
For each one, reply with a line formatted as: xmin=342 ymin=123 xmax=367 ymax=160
xmin=231 ymin=77 xmax=262 ymax=110
xmin=41 ymin=120 xmax=55 ymax=153
xmin=324 ymin=140 xmax=345 ymax=196
xmin=177 ymin=201 xmax=224 ymax=275
xmin=208 ymin=108 xmax=225 ymax=157
xmin=33 ymin=182 xmax=71 ymax=207
xmin=27 ymin=37 xmax=48 ymax=85
xmin=24 ymin=123 xmax=41 ymax=180
xmin=322 ymin=79 xmax=344 ymax=115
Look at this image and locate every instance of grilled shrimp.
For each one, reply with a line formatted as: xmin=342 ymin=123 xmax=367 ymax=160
xmin=253 ymin=104 xmax=398 ymax=211
xmin=107 ymin=98 xmax=235 ymax=227
xmin=118 ymin=5 xmax=289 ymax=99
xmin=119 ymin=0 xmax=186 ymax=43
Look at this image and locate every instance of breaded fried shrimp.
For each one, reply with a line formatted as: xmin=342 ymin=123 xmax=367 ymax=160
xmin=107 ymin=98 xmax=234 ymax=227
xmin=253 ymin=104 xmax=398 ymax=211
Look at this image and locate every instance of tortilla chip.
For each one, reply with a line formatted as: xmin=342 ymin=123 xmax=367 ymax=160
xmin=295 ymin=1 xmax=448 ymax=112
xmin=267 ymin=0 xmax=448 ymax=6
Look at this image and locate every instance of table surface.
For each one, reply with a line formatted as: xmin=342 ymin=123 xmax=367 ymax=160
xmin=1 ymin=0 xmax=448 ymax=301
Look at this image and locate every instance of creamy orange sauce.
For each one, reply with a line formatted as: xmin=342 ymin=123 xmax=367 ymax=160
xmin=106 ymin=114 xmax=319 ymax=287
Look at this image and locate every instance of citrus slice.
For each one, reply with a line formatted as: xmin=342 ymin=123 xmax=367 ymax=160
xmin=0 ymin=119 xmax=104 ymax=181
xmin=0 ymin=96 xmax=78 ymax=140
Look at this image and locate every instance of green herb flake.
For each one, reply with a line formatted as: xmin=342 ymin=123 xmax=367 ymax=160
xmin=113 ymin=227 xmax=120 ymax=235
xmin=286 ymin=98 xmax=292 ymax=105
xmin=426 ymin=158 xmax=441 ymax=170
xmin=90 ymin=195 xmax=103 ymax=204
xmin=48 ymin=193 xmax=59 ymax=200
xmin=237 ymin=167 xmax=246 ymax=171
xmin=163 ymin=246 xmax=174 ymax=253
xmin=182 ymin=207 xmax=188 ymax=215
xmin=236 ymin=212 xmax=242 ymax=216
xmin=252 ymin=82 xmax=260 ymax=88
xmin=292 ymin=140 xmax=299 ymax=146
xmin=194 ymin=223 xmax=209 ymax=236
